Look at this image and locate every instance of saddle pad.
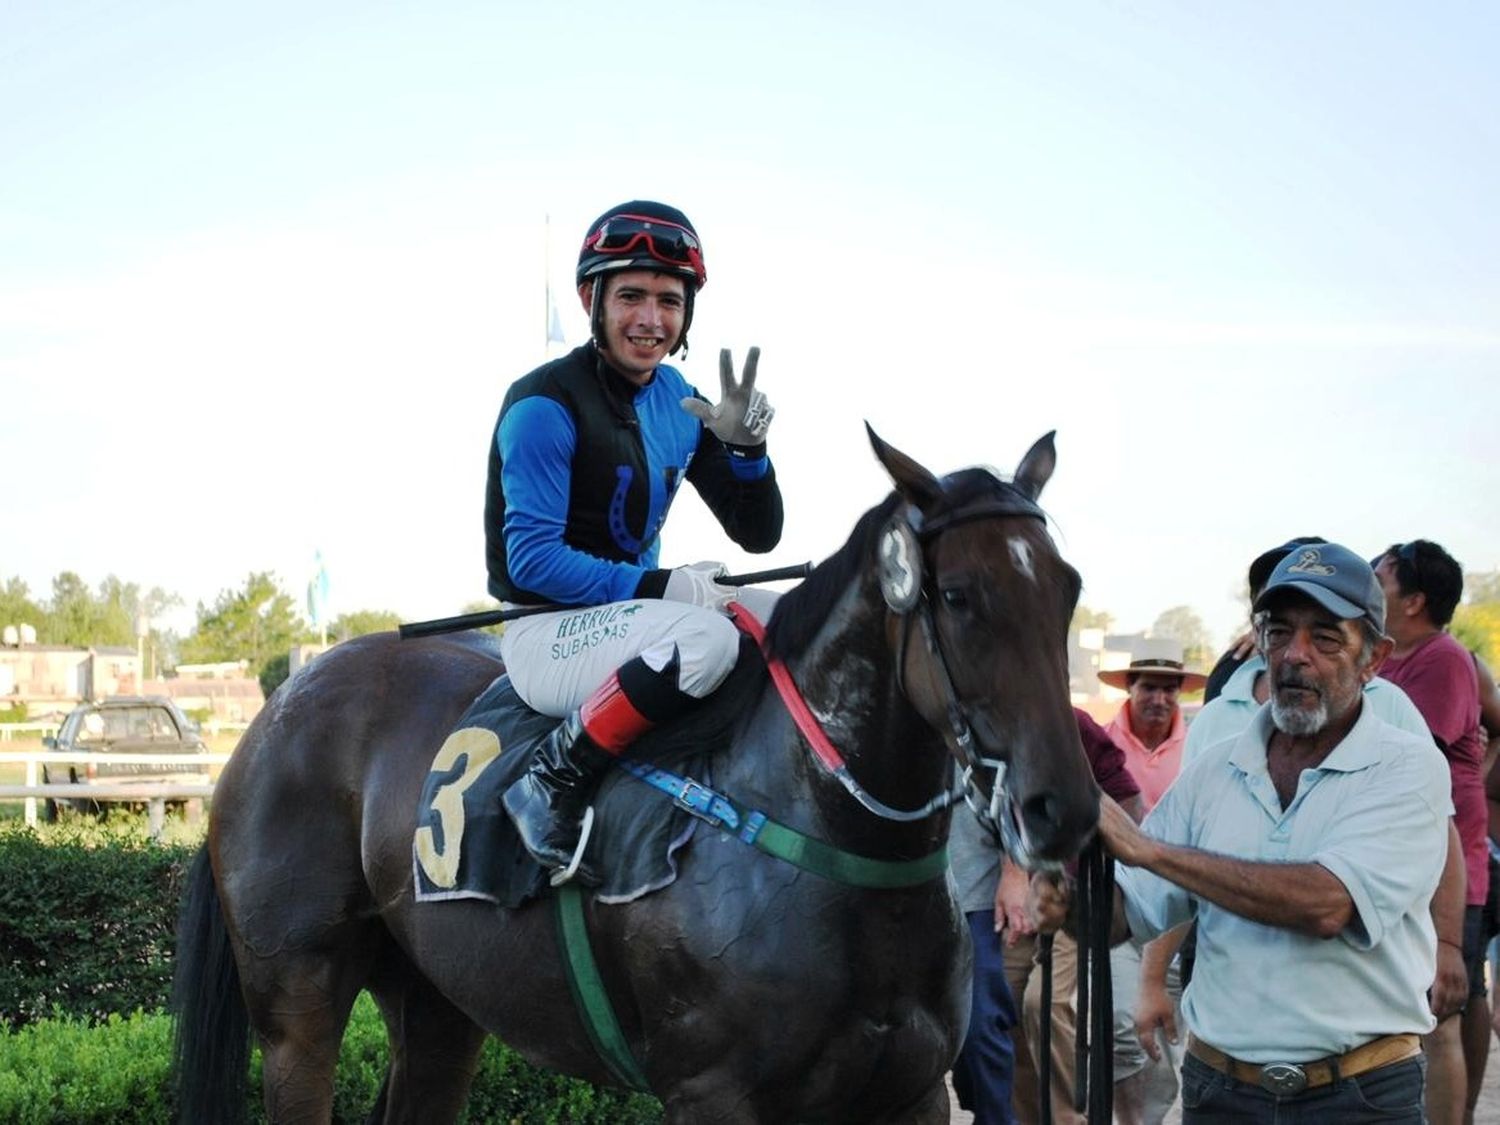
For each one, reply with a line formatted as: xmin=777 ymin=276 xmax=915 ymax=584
xmin=412 ymin=673 xmax=707 ymax=907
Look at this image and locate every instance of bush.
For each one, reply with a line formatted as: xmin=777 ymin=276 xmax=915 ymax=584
xmin=0 ymin=702 xmax=28 ymax=723
xmin=0 ymin=998 xmax=662 ymax=1123
xmin=0 ymin=824 xmax=663 ymax=1120
xmin=0 ymin=824 xmax=196 ymax=1027
xmin=0 ymin=1009 xmax=173 ymax=1124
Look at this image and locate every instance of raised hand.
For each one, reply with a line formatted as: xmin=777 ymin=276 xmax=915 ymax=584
xmin=681 ymin=347 xmax=774 ymax=446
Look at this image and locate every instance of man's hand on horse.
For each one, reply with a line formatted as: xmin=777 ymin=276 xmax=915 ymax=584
xmin=996 ymin=858 xmax=1036 ymax=945
xmin=681 ymin=347 xmax=774 ymax=447
xmin=664 ymin=561 xmax=736 ymax=611
xmin=1098 ymin=792 xmax=1157 ymax=867
xmin=1026 ymin=871 xmax=1071 ymax=935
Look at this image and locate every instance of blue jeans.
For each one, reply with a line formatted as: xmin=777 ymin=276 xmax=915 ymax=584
xmin=951 ymin=910 xmax=1018 ymax=1125
xmin=1180 ymin=1052 xmax=1425 ymax=1123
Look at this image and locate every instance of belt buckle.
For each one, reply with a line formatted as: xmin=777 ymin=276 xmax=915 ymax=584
xmin=1258 ymin=1062 xmax=1308 ymax=1095
xmin=672 ymin=779 xmax=723 ymax=828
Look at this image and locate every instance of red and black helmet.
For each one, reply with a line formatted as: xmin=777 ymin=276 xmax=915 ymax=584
xmin=577 ymin=200 xmax=705 ymax=358
xmin=576 ymin=200 xmax=706 ymax=290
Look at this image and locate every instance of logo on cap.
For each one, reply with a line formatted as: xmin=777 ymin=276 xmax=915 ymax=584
xmin=1286 ymin=548 xmax=1336 ymax=577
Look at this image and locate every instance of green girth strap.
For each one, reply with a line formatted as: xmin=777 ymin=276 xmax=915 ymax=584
xmin=554 ymin=885 xmax=651 ymax=1093
xmin=742 ymin=811 xmax=950 ymax=888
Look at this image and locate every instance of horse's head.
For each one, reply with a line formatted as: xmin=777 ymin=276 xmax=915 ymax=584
xmin=867 ymin=424 xmax=1099 ymax=866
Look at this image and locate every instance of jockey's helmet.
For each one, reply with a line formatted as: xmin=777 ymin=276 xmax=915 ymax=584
xmin=577 ymin=201 xmax=705 ymax=356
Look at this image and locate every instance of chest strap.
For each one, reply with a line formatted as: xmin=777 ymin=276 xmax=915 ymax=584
xmin=554 ymin=885 xmax=651 ymax=1092
xmin=617 ymin=759 xmax=949 ymax=888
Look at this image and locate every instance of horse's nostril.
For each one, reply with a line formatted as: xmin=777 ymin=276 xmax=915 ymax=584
xmin=1020 ymin=793 xmax=1063 ymax=836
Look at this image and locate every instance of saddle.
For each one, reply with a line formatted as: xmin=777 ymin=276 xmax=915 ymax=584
xmin=412 ymin=640 xmax=758 ymax=908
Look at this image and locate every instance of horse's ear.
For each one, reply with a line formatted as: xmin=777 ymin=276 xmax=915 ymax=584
xmin=866 ymin=423 xmax=944 ymax=509
xmin=1013 ymin=430 xmax=1057 ymax=501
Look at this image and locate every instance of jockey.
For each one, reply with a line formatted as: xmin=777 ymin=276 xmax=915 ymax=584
xmin=484 ymin=200 xmax=784 ymax=883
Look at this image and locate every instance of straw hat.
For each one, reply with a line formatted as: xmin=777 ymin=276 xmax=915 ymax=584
xmin=1098 ymin=638 xmax=1207 ymax=692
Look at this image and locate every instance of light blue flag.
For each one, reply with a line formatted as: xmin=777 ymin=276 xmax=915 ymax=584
xmin=307 ymin=551 xmax=331 ymax=628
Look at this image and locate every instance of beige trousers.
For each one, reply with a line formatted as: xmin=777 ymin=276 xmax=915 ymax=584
xmin=1004 ymin=930 xmax=1086 ymax=1125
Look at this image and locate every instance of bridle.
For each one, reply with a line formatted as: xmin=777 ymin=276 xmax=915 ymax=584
xmin=880 ymin=491 xmax=1116 ymax=1123
xmin=883 ymin=488 xmax=1115 ymax=1123
xmin=878 ymin=484 xmax=1053 ymax=859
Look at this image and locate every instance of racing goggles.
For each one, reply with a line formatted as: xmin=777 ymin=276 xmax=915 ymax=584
xmin=583 ymin=214 xmax=706 ymax=287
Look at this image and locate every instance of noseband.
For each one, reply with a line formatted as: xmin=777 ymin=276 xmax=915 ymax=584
xmin=880 ymin=485 xmax=1050 ymax=855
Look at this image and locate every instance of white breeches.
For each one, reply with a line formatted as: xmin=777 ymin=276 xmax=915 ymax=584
xmin=498 ymin=588 xmax=781 ymax=718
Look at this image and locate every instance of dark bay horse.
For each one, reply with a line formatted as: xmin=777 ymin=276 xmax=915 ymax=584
xmin=174 ymin=428 xmax=1099 ymax=1124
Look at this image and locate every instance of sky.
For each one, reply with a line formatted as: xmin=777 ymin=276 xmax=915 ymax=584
xmin=3 ymin=1 xmax=1497 ymax=652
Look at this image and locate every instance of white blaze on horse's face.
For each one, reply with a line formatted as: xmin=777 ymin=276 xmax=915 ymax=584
xmin=1007 ymin=536 xmax=1036 ymax=583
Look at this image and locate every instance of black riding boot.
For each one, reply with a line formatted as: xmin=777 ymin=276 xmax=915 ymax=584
xmin=502 ymin=713 xmax=615 ymax=885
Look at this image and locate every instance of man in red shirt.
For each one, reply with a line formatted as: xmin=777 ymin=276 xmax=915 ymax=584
xmin=1375 ymin=540 xmax=1488 ymax=1125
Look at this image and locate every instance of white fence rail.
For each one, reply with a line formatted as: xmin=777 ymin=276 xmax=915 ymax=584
xmin=0 ymin=722 xmax=61 ymax=742
xmin=0 ymin=720 xmax=249 ymax=742
xmin=0 ymin=750 xmax=232 ymax=834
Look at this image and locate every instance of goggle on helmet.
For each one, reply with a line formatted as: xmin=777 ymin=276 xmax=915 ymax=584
xmin=576 ymin=208 xmax=706 ymax=290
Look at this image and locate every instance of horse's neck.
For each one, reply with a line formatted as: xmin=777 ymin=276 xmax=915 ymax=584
xmin=766 ymin=579 xmax=953 ymax=856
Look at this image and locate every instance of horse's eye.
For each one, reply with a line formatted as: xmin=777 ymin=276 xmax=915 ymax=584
xmin=940 ymin=587 xmax=970 ymax=612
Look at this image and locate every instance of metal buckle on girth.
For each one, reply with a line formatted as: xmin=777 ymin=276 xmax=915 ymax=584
xmin=1257 ymin=1062 xmax=1308 ymax=1095
xmin=671 ymin=778 xmax=738 ymax=830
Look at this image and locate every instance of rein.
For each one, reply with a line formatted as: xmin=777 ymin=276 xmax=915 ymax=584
xmin=1034 ymin=836 xmax=1115 ymax=1124
xmin=730 ymin=603 xmax=964 ymax=822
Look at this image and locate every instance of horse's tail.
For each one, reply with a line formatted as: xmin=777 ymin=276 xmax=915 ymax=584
xmin=172 ymin=846 xmax=250 ymax=1125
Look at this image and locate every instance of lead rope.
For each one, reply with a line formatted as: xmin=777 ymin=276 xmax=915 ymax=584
xmin=1070 ymin=836 xmax=1114 ymax=1122
xmin=1038 ymin=932 xmax=1054 ymax=1125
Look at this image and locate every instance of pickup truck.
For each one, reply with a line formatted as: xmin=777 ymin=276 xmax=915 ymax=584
xmin=42 ymin=695 xmax=211 ymax=816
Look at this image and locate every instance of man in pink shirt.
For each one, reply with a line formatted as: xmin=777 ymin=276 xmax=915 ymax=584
xmin=1100 ymin=645 xmax=1205 ymax=811
xmin=1375 ymin=540 xmax=1488 ymax=1125
xmin=1098 ymin=642 xmax=1206 ymax=1124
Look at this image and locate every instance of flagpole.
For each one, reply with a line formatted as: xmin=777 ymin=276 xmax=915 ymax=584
xmin=544 ymin=212 xmax=552 ymax=360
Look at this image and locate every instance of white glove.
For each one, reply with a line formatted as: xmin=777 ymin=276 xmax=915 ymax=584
xmin=663 ymin=561 xmax=735 ymax=610
xmin=680 ymin=347 xmax=774 ymax=446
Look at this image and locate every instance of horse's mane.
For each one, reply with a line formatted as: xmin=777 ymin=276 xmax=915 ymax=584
xmin=764 ymin=492 xmax=902 ymax=661
xmin=629 ymin=493 xmax=904 ymax=764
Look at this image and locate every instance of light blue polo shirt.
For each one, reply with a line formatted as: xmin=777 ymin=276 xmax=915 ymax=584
xmin=1118 ymin=701 xmax=1452 ymax=1062
xmin=1182 ymin=656 xmax=1431 ymax=768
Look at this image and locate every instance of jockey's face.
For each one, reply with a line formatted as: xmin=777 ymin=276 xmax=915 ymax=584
xmin=580 ymin=270 xmax=686 ymax=385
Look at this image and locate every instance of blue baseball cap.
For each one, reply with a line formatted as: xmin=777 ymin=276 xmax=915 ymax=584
xmin=1252 ymin=542 xmax=1386 ymax=632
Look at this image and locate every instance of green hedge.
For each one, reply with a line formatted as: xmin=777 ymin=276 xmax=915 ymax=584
xmin=0 ymin=997 xmax=662 ymax=1124
xmin=0 ymin=825 xmax=195 ymax=1027
xmin=0 ymin=825 xmax=663 ymax=1121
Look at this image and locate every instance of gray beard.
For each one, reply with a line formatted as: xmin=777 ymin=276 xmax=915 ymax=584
xmin=1271 ymin=695 xmax=1329 ymax=737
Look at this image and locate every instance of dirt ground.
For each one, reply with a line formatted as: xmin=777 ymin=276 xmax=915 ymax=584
xmin=948 ymin=1036 xmax=1500 ymax=1123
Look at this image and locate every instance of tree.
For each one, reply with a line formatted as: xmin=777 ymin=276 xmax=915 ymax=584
xmin=47 ymin=571 xmax=115 ymax=646
xmin=0 ymin=577 xmax=45 ymax=635
xmin=259 ymin=652 xmax=292 ymax=698
xmin=1454 ymin=569 xmax=1500 ymax=665
xmin=179 ymin=572 xmax=312 ymax=680
xmin=1150 ymin=605 xmax=1213 ymax=669
xmin=329 ymin=609 xmax=403 ymax=642
xmin=1071 ymin=605 xmax=1114 ymax=633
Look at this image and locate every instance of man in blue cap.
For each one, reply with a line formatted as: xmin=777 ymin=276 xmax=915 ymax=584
xmin=1033 ymin=542 xmax=1452 ymax=1123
